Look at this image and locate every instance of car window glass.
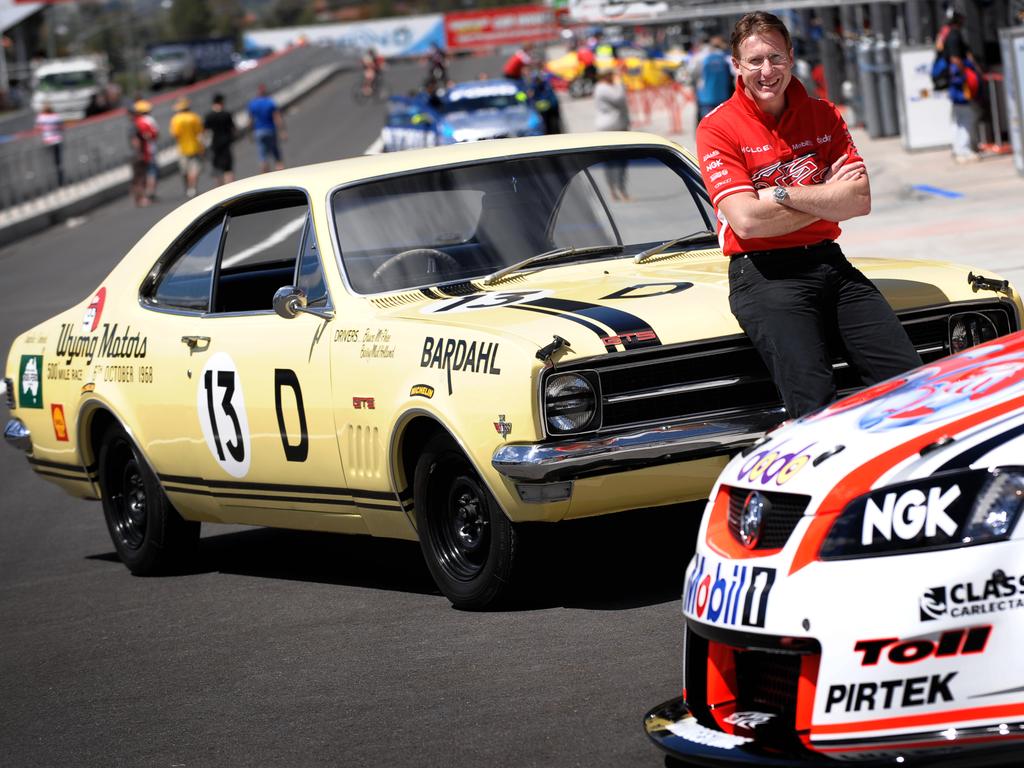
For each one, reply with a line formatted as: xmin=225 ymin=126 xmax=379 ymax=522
xmin=583 ymin=157 xmax=712 ymax=245
xmin=150 ymin=220 xmax=223 ymax=311
xmin=332 ymin=149 xmax=710 ymax=294
xmin=220 ymin=203 xmax=307 ymax=271
xmin=548 ymin=170 xmax=617 ymax=248
xmin=296 ymin=218 xmax=328 ymax=307
xmin=214 ymin=201 xmax=308 ymax=313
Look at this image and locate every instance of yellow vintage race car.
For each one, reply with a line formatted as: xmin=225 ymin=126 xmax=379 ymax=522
xmin=4 ymin=133 xmax=1021 ymax=609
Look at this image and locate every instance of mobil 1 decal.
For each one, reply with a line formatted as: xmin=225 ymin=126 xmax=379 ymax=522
xmin=197 ymin=352 xmax=251 ymax=478
xmin=684 ymin=554 xmax=775 ymax=628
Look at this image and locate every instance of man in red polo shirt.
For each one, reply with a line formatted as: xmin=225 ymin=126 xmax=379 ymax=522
xmin=696 ymin=11 xmax=920 ymax=418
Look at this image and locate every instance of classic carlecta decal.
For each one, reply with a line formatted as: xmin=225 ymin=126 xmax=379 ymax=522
xmin=19 ymin=355 xmax=43 ymax=408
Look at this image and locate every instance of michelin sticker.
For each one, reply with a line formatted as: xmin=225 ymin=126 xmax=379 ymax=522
xmin=197 ymin=352 xmax=251 ymax=478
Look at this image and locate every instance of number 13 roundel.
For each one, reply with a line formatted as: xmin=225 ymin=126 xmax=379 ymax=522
xmin=197 ymin=352 xmax=252 ymax=478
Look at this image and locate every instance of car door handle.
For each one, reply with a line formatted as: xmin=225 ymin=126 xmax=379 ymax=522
xmin=181 ymin=335 xmax=211 ymax=353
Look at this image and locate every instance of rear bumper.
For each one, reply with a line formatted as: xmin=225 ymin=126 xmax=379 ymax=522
xmin=491 ymin=408 xmax=785 ymax=483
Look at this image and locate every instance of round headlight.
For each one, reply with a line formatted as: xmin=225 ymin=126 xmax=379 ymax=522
xmin=545 ymin=373 xmax=598 ymax=434
xmin=949 ymin=312 xmax=998 ymax=354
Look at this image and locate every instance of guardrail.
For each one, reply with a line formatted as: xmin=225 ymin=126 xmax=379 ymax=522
xmin=0 ymin=44 xmax=354 ymax=211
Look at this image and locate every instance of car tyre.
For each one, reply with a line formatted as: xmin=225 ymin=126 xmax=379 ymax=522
xmin=98 ymin=423 xmax=199 ymax=575
xmin=414 ymin=432 xmax=517 ymax=610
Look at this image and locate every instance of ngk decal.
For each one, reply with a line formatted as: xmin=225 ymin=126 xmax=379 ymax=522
xmin=684 ymin=554 xmax=775 ymax=628
xmin=825 ymin=674 xmax=956 ymax=714
xmin=920 ymin=571 xmax=1024 ymax=621
xmin=861 ymin=485 xmax=960 ymax=545
xmin=854 ymin=626 xmax=990 ymax=665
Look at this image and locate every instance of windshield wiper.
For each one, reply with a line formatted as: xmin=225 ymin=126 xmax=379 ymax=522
xmin=482 ymin=244 xmax=624 ymax=286
xmin=633 ymin=230 xmax=718 ymax=264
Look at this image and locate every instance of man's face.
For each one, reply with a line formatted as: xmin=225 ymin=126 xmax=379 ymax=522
xmin=733 ymin=30 xmax=793 ymax=111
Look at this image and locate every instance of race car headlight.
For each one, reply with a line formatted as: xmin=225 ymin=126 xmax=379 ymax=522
xmin=544 ymin=371 xmax=600 ymax=434
xmin=819 ymin=468 xmax=1023 ymax=560
xmin=949 ymin=312 xmax=999 ymax=354
xmin=962 ymin=471 xmax=1024 ymax=541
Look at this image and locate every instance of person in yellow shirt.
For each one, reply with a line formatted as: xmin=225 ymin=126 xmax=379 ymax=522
xmin=169 ymin=97 xmax=205 ymax=198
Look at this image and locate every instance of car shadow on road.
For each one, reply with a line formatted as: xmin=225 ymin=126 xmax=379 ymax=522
xmin=86 ymin=501 xmax=705 ymax=610
xmin=510 ymin=501 xmax=704 ymax=612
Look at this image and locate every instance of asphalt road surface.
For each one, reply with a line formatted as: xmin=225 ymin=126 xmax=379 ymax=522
xmin=0 ymin=56 xmax=701 ymax=767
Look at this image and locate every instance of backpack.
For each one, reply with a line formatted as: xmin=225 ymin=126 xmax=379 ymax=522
xmin=931 ymin=53 xmax=950 ymax=91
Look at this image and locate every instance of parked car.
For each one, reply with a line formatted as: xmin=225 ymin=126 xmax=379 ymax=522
xmin=146 ymin=38 xmax=235 ymax=89
xmin=4 ymin=133 xmax=1020 ymax=610
xmin=644 ymin=331 xmax=1024 ymax=765
xmin=30 ymin=55 xmax=113 ymax=120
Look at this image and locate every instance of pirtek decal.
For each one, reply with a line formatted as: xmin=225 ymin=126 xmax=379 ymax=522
xmin=420 ymin=337 xmax=501 ymax=396
xmin=825 ymin=674 xmax=957 ymax=713
xmin=55 ymin=323 xmax=148 ymax=366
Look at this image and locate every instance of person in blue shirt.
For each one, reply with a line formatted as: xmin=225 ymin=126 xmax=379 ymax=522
xmin=248 ymin=83 xmax=286 ymax=173
xmin=529 ymin=71 xmax=562 ymax=134
xmin=691 ymin=36 xmax=735 ymax=130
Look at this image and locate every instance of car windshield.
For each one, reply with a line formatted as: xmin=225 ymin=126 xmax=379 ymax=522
xmin=444 ymin=84 xmax=525 ymax=113
xmin=37 ymin=71 xmax=97 ymax=90
xmin=332 ymin=147 xmax=715 ymax=294
xmin=152 ymin=49 xmax=188 ymax=62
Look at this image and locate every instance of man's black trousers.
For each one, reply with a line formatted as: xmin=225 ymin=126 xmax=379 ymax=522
xmin=728 ymin=243 xmax=922 ymax=418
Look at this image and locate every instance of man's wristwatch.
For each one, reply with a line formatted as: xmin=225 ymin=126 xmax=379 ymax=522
xmin=772 ymin=186 xmax=790 ymax=205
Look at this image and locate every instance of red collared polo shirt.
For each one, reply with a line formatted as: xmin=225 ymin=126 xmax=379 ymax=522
xmin=695 ymin=76 xmax=862 ymax=256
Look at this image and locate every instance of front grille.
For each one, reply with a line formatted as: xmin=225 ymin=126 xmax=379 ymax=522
xmin=547 ymin=301 xmax=1016 ymax=437
xmin=3 ymin=377 xmax=13 ymax=409
xmin=727 ymin=487 xmax=810 ymax=549
xmin=735 ymin=650 xmax=802 ymax=719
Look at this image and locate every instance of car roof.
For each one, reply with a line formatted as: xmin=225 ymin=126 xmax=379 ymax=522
xmin=220 ymin=131 xmax=683 ymax=199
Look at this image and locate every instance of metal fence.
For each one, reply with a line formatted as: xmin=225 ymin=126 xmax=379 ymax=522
xmin=0 ymin=44 xmax=354 ymax=211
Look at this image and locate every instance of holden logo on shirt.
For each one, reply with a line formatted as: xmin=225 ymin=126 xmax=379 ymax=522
xmin=751 ymin=153 xmax=827 ymax=188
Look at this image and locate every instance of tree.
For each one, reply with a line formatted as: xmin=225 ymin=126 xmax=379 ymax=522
xmin=168 ymin=0 xmax=212 ymax=40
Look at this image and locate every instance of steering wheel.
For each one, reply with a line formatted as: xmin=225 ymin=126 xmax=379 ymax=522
xmin=371 ymin=248 xmax=461 ymax=284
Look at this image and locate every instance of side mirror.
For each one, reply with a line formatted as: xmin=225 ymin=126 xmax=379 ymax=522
xmin=273 ymin=285 xmax=308 ymax=319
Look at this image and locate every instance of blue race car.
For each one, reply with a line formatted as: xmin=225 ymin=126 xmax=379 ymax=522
xmin=437 ymin=79 xmax=545 ymax=144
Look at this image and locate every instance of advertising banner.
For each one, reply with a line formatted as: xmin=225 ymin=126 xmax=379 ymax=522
xmin=245 ymin=15 xmax=445 ymax=59
xmin=1000 ymin=26 xmax=1024 ymax=176
xmin=566 ymin=0 xmax=669 ymax=24
xmin=445 ymin=5 xmax=559 ymax=51
xmin=895 ymin=46 xmax=952 ymax=151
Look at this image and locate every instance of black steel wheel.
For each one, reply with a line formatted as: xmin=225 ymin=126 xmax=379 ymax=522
xmin=414 ymin=432 xmax=517 ymax=610
xmin=98 ymin=423 xmax=199 ymax=575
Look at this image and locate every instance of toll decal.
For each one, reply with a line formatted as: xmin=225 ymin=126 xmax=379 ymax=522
xmin=51 ymin=404 xmax=69 ymax=441
xmin=684 ymin=554 xmax=776 ymax=628
xmin=81 ymin=287 xmax=106 ymax=333
xmin=197 ymin=352 xmax=251 ymax=478
xmin=19 ymin=355 xmax=43 ymax=409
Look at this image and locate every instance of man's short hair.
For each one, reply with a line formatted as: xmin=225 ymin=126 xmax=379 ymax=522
xmin=731 ymin=11 xmax=793 ymax=59
xmin=212 ymin=93 xmax=225 ymax=105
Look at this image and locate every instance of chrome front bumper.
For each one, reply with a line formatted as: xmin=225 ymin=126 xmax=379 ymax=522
xmin=491 ymin=408 xmax=786 ymax=483
xmin=4 ymin=418 xmax=32 ymax=453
